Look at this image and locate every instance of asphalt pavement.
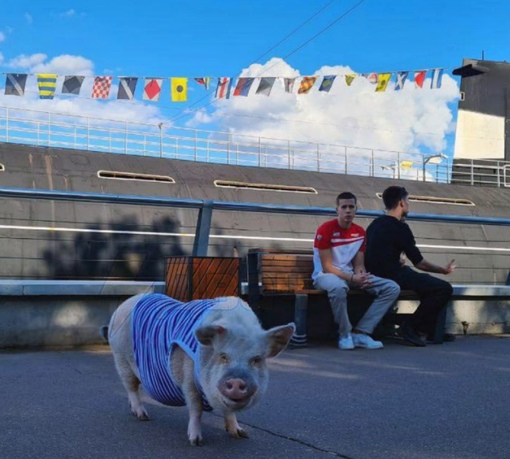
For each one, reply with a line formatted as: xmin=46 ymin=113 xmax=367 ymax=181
xmin=1 ymin=335 xmax=509 ymax=459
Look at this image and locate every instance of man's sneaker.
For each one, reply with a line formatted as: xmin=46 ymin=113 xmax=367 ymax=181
xmin=338 ymin=334 xmax=354 ymax=350
xmin=426 ymin=333 xmax=456 ymax=344
xmin=399 ymin=323 xmax=426 ymax=347
xmin=352 ymin=333 xmax=384 ymax=349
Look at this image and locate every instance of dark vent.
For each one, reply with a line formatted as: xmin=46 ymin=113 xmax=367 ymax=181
xmin=98 ymin=170 xmax=175 ymax=183
xmin=214 ymin=180 xmax=317 ymax=194
xmin=376 ymin=193 xmax=474 ymax=206
xmin=0 ymin=163 xmax=4 ymax=171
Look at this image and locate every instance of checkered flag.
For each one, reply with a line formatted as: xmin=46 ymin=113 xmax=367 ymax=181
xmin=92 ymin=76 xmax=113 ymax=99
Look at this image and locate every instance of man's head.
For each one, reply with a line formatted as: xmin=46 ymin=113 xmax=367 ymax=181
xmin=335 ymin=192 xmax=357 ymax=228
xmin=382 ymin=186 xmax=409 ymax=218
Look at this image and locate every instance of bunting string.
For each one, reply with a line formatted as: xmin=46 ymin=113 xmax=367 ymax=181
xmin=0 ymin=68 xmax=447 ymax=102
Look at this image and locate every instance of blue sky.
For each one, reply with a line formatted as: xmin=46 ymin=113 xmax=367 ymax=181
xmin=1 ymin=0 xmax=509 ymax=161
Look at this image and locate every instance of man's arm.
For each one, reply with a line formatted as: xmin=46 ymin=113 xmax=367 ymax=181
xmin=415 ymin=258 xmax=456 ymax=275
xmin=319 ymin=249 xmax=352 ymax=281
xmin=352 ymin=251 xmax=366 ymax=274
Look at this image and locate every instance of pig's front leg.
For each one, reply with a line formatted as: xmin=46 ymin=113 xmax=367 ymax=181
xmin=224 ymin=412 xmax=249 ymax=439
xmin=171 ymin=346 xmax=204 ymax=446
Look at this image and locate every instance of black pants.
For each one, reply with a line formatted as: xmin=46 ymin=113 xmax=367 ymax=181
xmin=392 ymin=266 xmax=453 ymax=335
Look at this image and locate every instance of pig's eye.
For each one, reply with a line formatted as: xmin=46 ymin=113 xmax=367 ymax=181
xmin=219 ymin=353 xmax=230 ymax=364
xmin=251 ymin=356 xmax=263 ymax=366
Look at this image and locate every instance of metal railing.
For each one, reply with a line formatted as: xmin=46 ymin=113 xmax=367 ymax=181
xmin=2 ymin=186 xmax=510 ymax=258
xmin=0 ymin=105 xmax=456 ymax=183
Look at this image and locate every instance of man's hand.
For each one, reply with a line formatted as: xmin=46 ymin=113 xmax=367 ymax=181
xmin=444 ymin=259 xmax=456 ymax=275
xmin=351 ymin=272 xmax=373 ymax=289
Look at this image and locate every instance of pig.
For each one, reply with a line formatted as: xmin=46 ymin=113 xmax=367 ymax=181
xmin=103 ymin=293 xmax=295 ymax=446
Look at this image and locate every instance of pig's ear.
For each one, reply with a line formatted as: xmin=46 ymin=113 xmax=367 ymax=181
xmin=195 ymin=325 xmax=226 ymax=346
xmin=266 ymin=323 xmax=296 ymax=358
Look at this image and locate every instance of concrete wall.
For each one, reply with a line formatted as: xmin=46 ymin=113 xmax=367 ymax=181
xmin=0 ymin=282 xmax=508 ymax=349
xmin=0 ymin=281 xmax=164 ymax=349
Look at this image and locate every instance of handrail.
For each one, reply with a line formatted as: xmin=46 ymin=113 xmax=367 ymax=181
xmin=0 ymin=105 xmax=451 ymax=183
xmin=2 ymin=186 xmax=510 ymax=257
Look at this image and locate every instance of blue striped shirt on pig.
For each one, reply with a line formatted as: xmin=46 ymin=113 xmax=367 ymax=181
xmin=131 ymin=294 xmax=215 ymax=411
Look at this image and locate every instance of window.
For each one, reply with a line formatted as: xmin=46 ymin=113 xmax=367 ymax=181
xmin=214 ymin=180 xmax=317 ymax=194
xmin=376 ymin=192 xmax=474 ymax=206
xmin=98 ymin=170 xmax=175 ymax=183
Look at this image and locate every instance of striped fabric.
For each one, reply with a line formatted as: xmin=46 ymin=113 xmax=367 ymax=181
xmin=132 ymin=294 xmax=215 ymax=410
xmin=37 ymin=74 xmax=57 ymax=99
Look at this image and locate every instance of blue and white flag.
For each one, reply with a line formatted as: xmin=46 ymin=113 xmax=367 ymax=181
xmin=395 ymin=71 xmax=409 ymax=91
xmin=430 ymin=68 xmax=443 ymax=89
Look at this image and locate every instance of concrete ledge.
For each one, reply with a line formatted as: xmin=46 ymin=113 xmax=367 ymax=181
xmin=1 ymin=281 xmax=509 ymax=349
xmin=0 ymin=281 xmax=166 ymax=349
xmin=0 ymin=280 xmax=165 ymax=296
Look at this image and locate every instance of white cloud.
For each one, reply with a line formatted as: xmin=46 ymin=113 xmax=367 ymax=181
xmin=7 ymin=53 xmax=47 ymax=69
xmin=24 ymin=13 xmax=33 ymax=25
xmin=188 ymin=58 xmax=459 ymax=157
xmin=60 ymin=9 xmax=76 ymax=18
xmin=0 ymin=31 xmax=5 ymax=43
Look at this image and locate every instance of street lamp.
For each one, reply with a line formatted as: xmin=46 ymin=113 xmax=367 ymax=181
xmin=422 ymin=153 xmax=448 ymax=182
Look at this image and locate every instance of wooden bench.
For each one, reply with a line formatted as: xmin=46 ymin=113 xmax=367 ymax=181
xmin=247 ymin=250 xmax=447 ymax=348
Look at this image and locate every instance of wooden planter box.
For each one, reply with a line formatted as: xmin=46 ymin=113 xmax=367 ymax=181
xmin=166 ymin=256 xmax=240 ymax=301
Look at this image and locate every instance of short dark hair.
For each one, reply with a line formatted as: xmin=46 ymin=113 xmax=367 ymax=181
xmin=382 ymin=186 xmax=408 ymax=210
xmin=336 ymin=191 xmax=357 ymax=206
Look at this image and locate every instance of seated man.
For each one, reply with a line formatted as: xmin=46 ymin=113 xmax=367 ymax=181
xmin=313 ymin=191 xmax=400 ymax=350
xmin=365 ymin=186 xmax=455 ymax=346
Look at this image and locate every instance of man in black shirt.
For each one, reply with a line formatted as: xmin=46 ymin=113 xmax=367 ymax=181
xmin=365 ymin=186 xmax=455 ymax=346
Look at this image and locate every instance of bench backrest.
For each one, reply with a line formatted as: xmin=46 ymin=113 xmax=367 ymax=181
xmin=248 ymin=252 xmax=314 ymax=295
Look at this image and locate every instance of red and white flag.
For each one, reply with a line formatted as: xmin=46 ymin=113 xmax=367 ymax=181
xmin=91 ymin=76 xmax=113 ymax=99
xmin=414 ymin=71 xmax=426 ymax=89
xmin=143 ymin=78 xmax=163 ymax=101
xmin=215 ymin=77 xmax=232 ymax=99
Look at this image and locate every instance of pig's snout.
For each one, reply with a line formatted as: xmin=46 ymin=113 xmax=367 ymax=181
xmin=223 ymin=378 xmax=249 ymax=400
xmin=218 ymin=372 xmax=257 ymax=408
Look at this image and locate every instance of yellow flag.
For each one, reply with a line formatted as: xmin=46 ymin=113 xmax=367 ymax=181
xmin=345 ymin=74 xmax=356 ymax=86
xmin=375 ymin=73 xmax=392 ymax=92
xmin=171 ymin=77 xmax=187 ymax=102
xmin=37 ymin=73 xmax=58 ymax=99
xmin=400 ymin=160 xmax=413 ymax=170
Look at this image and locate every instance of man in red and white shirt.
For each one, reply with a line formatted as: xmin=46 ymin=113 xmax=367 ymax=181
xmin=313 ymin=192 xmax=400 ymax=350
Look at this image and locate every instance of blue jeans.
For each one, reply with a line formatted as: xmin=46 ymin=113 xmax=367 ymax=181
xmin=313 ymin=273 xmax=400 ymax=338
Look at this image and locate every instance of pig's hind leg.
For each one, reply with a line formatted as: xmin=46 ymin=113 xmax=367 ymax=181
xmin=224 ymin=412 xmax=249 ymax=439
xmin=113 ymin=354 xmax=150 ymax=421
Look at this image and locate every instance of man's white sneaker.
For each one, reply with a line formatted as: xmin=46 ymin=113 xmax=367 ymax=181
xmin=352 ymin=333 xmax=384 ymax=349
xmin=338 ymin=334 xmax=355 ymax=350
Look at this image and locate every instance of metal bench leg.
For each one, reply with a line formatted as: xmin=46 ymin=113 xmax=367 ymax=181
xmin=290 ymin=294 xmax=308 ymax=348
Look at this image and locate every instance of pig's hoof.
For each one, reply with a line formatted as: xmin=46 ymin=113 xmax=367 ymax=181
xmin=229 ymin=428 xmax=249 ymax=439
xmin=131 ymin=409 xmax=150 ymax=421
xmin=189 ymin=437 xmax=204 ymax=446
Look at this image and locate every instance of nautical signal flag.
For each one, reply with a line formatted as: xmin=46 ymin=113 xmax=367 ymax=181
xmin=298 ymin=76 xmax=317 ymax=94
xmin=216 ymin=77 xmax=233 ymax=99
xmin=345 ymin=74 xmax=356 ymax=86
xmin=375 ymin=73 xmax=392 ymax=92
xmin=284 ymin=77 xmax=296 ymax=93
xmin=62 ymin=75 xmax=84 ymax=95
xmin=430 ymin=68 xmax=443 ymax=89
xmin=91 ymin=76 xmax=112 ymax=99
xmin=5 ymin=73 xmax=27 ymax=96
xmin=414 ymin=70 xmax=426 ymax=88
xmin=319 ymin=75 xmax=336 ymax=92
xmin=256 ymin=77 xmax=276 ymax=96
xmin=143 ymin=78 xmax=163 ymax=101
xmin=234 ymin=77 xmax=255 ymax=96
xmin=37 ymin=74 xmax=57 ymax=99
xmin=117 ymin=77 xmax=138 ymax=100
xmin=194 ymin=77 xmax=210 ymax=90
xmin=395 ymin=71 xmax=409 ymax=91
xmin=171 ymin=77 xmax=187 ymax=102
